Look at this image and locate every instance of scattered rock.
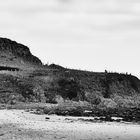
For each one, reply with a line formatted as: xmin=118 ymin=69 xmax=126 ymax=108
xmin=45 ymin=117 xmax=50 ymax=120
xmin=0 ymin=133 xmax=4 ymax=136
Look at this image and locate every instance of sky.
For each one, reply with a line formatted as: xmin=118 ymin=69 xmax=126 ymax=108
xmin=0 ymin=0 xmax=140 ymax=78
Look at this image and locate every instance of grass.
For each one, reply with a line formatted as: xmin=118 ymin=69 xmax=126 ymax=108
xmin=26 ymin=100 xmax=91 ymax=116
xmin=1 ymin=98 xmax=140 ymax=122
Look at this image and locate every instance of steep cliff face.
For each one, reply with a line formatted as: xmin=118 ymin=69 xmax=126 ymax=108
xmin=0 ymin=38 xmax=42 ymax=68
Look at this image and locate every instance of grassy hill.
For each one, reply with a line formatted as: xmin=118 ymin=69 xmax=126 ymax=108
xmin=0 ymin=38 xmax=140 ymax=120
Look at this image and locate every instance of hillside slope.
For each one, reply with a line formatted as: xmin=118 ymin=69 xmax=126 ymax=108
xmin=0 ymin=38 xmax=140 ymax=110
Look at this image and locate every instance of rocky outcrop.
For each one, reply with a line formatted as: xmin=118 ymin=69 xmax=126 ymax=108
xmin=0 ymin=38 xmax=42 ymax=65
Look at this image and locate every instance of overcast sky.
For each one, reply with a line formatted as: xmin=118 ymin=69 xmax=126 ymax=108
xmin=0 ymin=0 xmax=140 ymax=77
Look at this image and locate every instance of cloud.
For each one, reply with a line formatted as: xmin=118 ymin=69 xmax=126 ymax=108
xmin=1 ymin=0 xmax=140 ymax=43
xmin=0 ymin=0 xmax=140 ymax=77
xmin=1 ymin=0 xmax=140 ymax=15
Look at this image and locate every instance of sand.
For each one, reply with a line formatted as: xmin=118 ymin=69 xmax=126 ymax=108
xmin=0 ymin=109 xmax=140 ymax=140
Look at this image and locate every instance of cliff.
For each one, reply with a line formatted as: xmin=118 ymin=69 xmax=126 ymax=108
xmin=0 ymin=38 xmax=42 ymax=68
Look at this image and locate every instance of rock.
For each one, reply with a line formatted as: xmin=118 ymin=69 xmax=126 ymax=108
xmin=0 ymin=133 xmax=4 ymax=136
xmin=45 ymin=117 xmax=50 ymax=120
xmin=0 ymin=37 xmax=42 ymax=66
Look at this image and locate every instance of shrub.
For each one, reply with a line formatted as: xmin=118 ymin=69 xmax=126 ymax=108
xmin=98 ymin=98 xmax=117 ymax=109
xmin=43 ymin=100 xmax=92 ymax=116
xmin=57 ymin=78 xmax=83 ymax=100
xmin=85 ymin=92 xmax=101 ymax=105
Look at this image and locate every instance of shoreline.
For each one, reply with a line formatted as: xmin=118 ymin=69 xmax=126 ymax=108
xmin=0 ymin=109 xmax=140 ymax=140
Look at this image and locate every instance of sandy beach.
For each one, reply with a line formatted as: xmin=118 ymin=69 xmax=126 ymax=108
xmin=0 ymin=110 xmax=139 ymax=140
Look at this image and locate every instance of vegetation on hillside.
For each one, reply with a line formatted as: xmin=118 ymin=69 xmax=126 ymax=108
xmin=0 ymin=38 xmax=140 ymax=121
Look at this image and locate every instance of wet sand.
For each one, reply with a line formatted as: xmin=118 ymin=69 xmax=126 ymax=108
xmin=0 ymin=110 xmax=140 ymax=140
